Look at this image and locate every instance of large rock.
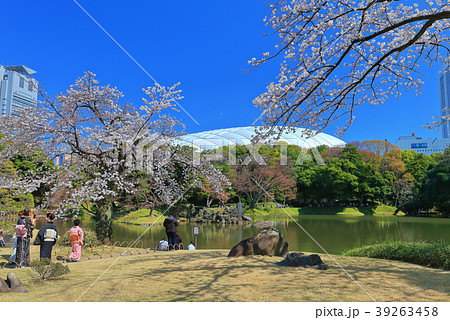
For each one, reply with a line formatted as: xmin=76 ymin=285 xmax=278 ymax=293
xmin=0 ymin=278 xmax=10 ymax=293
xmin=7 ymin=272 xmax=29 ymax=293
xmin=228 ymin=227 xmax=289 ymax=257
xmin=276 ymin=252 xmax=328 ymax=270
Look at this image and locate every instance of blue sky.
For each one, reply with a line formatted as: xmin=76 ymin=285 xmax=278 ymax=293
xmin=1 ymin=0 xmax=445 ymax=144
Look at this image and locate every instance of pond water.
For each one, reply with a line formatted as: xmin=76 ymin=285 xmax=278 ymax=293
xmin=36 ymin=215 xmax=450 ymax=254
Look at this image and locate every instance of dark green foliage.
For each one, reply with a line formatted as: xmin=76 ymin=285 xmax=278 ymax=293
xmin=421 ymin=156 xmax=450 ymax=213
xmin=343 ymin=241 xmax=449 ymax=270
xmin=188 ymin=143 xmax=449 ymax=214
xmin=30 ymin=259 xmax=71 ymax=281
xmin=0 ymin=220 xmax=15 ymax=235
xmin=60 ymin=229 xmax=99 ymax=247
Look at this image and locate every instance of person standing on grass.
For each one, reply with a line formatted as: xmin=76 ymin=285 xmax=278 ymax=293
xmin=68 ymin=219 xmax=84 ymax=262
xmin=163 ymin=214 xmax=178 ymax=250
xmin=15 ymin=208 xmax=34 ymax=267
xmin=36 ymin=212 xmax=58 ymax=259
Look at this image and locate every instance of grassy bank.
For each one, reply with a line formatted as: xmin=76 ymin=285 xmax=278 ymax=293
xmin=0 ymin=246 xmax=449 ymax=302
xmin=298 ymin=205 xmax=404 ymax=216
xmin=244 ymin=206 xmax=300 ymax=216
xmin=113 ymin=204 xmax=404 ymax=225
xmin=245 ymin=204 xmax=404 ymax=216
xmin=344 ymin=241 xmax=450 ymax=270
xmin=114 ymin=208 xmax=163 ymax=225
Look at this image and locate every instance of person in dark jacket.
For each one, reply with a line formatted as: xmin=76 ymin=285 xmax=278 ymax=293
xmin=36 ymin=212 xmax=58 ymax=259
xmin=163 ymin=214 xmax=178 ymax=250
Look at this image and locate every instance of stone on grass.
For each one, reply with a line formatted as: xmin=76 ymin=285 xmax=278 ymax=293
xmin=276 ymin=252 xmax=328 ymax=270
xmin=0 ymin=278 xmax=10 ymax=293
xmin=7 ymin=272 xmax=29 ymax=293
xmin=228 ymin=227 xmax=289 ymax=257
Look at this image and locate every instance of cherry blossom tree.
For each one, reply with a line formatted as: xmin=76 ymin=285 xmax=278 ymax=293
xmin=0 ymin=72 xmax=227 ymax=241
xmin=251 ymin=0 xmax=450 ymax=137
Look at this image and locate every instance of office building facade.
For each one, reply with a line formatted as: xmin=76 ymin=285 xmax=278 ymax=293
xmin=439 ymin=59 xmax=450 ymax=138
xmin=0 ymin=65 xmax=38 ymax=116
xmin=395 ymin=133 xmax=450 ymax=155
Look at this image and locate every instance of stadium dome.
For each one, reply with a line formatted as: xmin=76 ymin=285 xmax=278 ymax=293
xmin=177 ymin=126 xmax=345 ymax=150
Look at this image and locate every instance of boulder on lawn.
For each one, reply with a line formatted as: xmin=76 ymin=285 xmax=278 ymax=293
xmin=0 ymin=278 xmax=10 ymax=293
xmin=276 ymin=252 xmax=328 ymax=270
xmin=7 ymin=272 xmax=29 ymax=293
xmin=228 ymin=227 xmax=288 ymax=257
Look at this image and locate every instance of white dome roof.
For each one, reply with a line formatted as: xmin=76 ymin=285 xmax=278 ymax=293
xmin=177 ymin=126 xmax=345 ymax=150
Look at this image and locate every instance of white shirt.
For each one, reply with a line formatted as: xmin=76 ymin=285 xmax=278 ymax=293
xmin=158 ymin=240 xmax=168 ymax=250
xmin=187 ymin=244 xmax=196 ymax=250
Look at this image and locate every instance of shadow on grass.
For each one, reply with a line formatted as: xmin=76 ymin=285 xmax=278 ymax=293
xmin=107 ymin=251 xmax=279 ymax=301
xmin=358 ymin=207 xmax=376 ymax=215
xmin=325 ymin=257 xmax=450 ymax=296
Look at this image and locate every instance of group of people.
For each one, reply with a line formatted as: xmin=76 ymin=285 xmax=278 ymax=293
xmin=159 ymin=214 xmax=196 ymax=251
xmin=2 ymin=210 xmax=196 ymax=266
xmin=2 ymin=208 xmax=85 ymax=267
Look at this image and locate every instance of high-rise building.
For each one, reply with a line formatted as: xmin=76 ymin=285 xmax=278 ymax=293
xmin=0 ymin=65 xmax=38 ymax=116
xmin=438 ymin=59 xmax=450 ymax=138
xmin=395 ymin=60 xmax=450 ymax=154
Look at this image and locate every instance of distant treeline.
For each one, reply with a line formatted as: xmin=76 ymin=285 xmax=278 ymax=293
xmin=187 ymin=141 xmax=449 ymax=216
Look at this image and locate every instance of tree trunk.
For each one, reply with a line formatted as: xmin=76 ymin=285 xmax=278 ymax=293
xmin=149 ymin=202 xmax=154 ymax=217
xmin=206 ymin=196 xmax=213 ymax=208
xmin=95 ymin=199 xmax=114 ymax=244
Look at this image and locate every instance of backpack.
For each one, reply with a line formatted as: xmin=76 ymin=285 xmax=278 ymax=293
xmin=69 ymin=232 xmax=80 ymax=244
xmin=15 ymin=225 xmax=27 ymax=238
xmin=44 ymin=229 xmax=57 ymax=241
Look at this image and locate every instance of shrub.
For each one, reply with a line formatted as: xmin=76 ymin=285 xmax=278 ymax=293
xmin=0 ymin=220 xmax=15 ymax=235
xmin=30 ymin=259 xmax=70 ymax=281
xmin=59 ymin=229 xmax=99 ymax=247
xmin=343 ymin=241 xmax=449 ymax=270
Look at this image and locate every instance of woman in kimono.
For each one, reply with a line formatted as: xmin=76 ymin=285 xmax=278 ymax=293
xmin=15 ymin=208 xmax=34 ymax=268
xmin=69 ymin=219 xmax=84 ymax=262
xmin=36 ymin=212 xmax=58 ymax=259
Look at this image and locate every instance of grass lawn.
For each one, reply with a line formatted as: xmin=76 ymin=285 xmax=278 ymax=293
xmin=0 ymin=246 xmax=448 ymax=302
xmin=298 ymin=205 xmax=405 ymax=216
xmin=114 ymin=208 xmax=163 ymax=225
xmin=244 ymin=206 xmax=300 ymax=216
xmin=112 ymin=204 xmax=404 ymax=226
xmin=243 ymin=203 xmax=404 ymax=216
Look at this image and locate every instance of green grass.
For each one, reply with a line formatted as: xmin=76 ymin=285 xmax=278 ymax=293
xmin=115 ymin=204 xmax=403 ymax=224
xmin=343 ymin=241 xmax=450 ymax=270
xmin=298 ymin=205 xmax=404 ymax=216
xmin=244 ymin=205 xmax=300 ymax=216
xmin=114 ymin=208 xmax=163 ymax=225
xmin=0 ymin=248 xmax=449 ymax=302
xmin=243 ymin=204 xmax=403 ymax=216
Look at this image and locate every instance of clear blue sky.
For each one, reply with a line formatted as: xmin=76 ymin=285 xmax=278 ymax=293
xmin=1 ymin=0 xmax=445 ymax=144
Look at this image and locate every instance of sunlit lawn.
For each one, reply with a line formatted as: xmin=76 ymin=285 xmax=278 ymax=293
xmin=0 ymin=246 xmax=448 ymax=302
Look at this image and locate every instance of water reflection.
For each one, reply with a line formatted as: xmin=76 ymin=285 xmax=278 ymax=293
xmin=36 ymin=215 xmax=450 ymax=254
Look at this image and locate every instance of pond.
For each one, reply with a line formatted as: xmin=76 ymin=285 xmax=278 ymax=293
xmin=36 ymin=215 xmax=450 ymax=254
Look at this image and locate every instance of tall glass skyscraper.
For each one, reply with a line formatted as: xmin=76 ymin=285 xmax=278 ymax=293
xmin=0 ymin=65 xmax=38 ymax=116
xmin=439 ymin=60 xmax=450 ymax=138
